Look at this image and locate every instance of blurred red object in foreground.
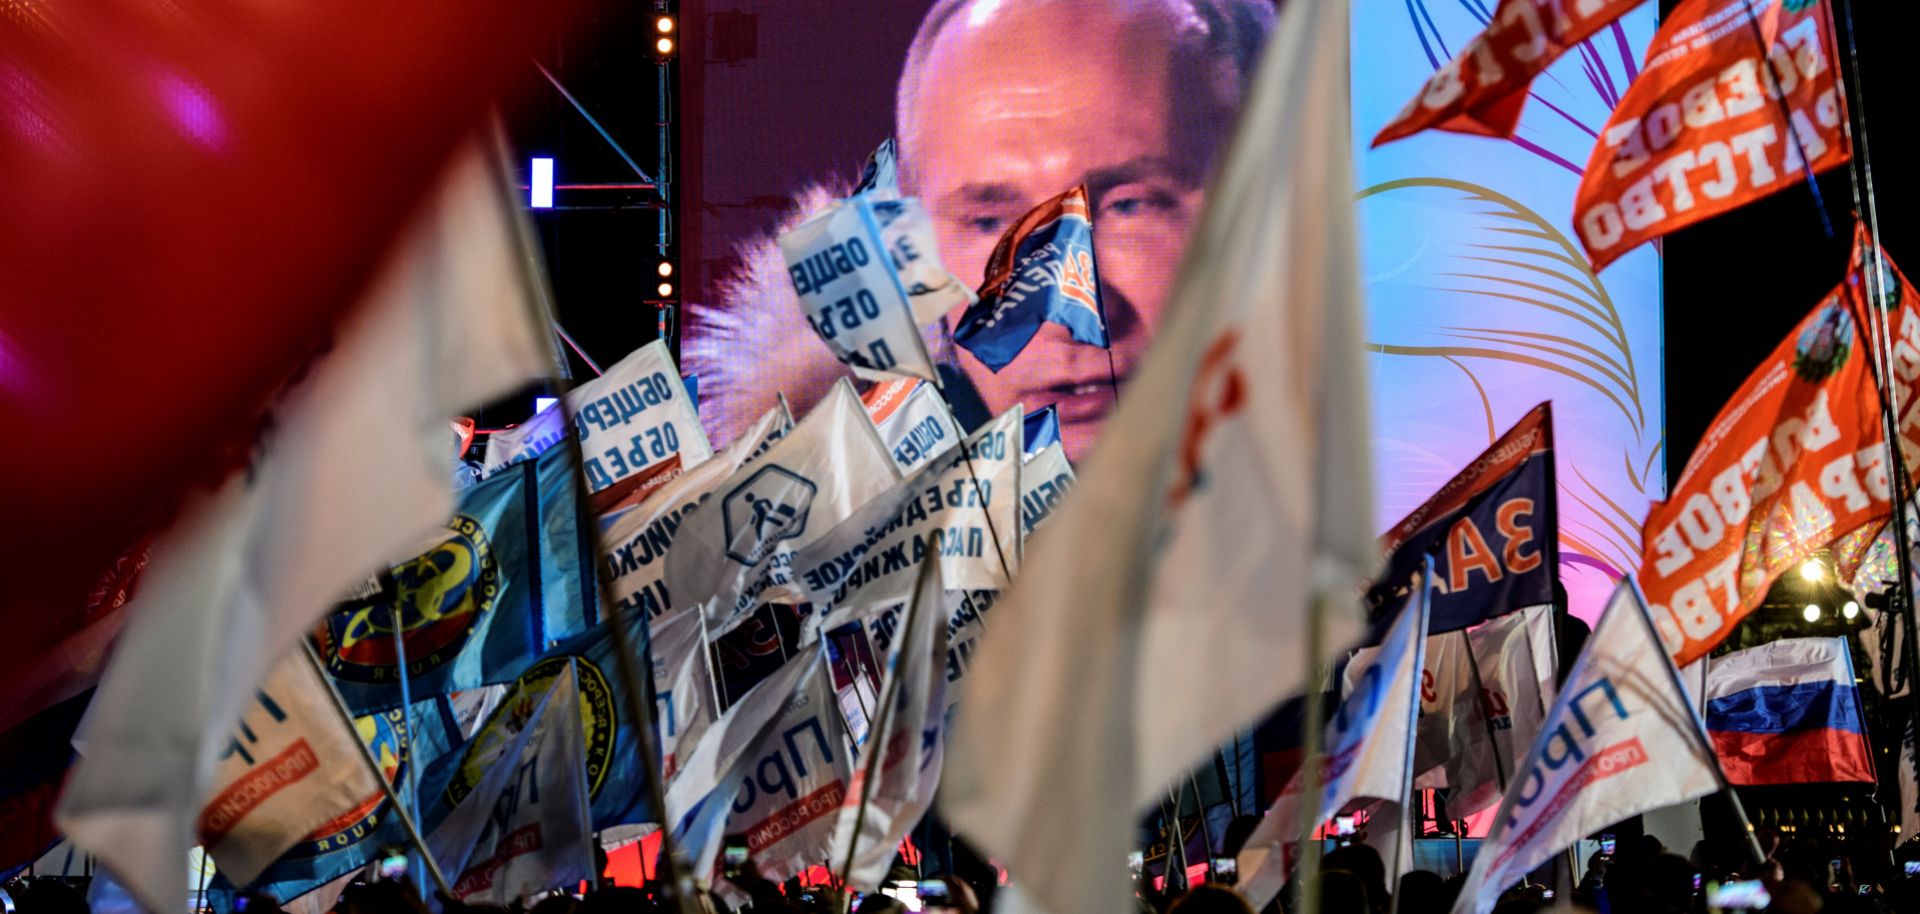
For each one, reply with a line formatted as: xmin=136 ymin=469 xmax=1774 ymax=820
xmin=0 ymin=0 xmax=585 ymax=691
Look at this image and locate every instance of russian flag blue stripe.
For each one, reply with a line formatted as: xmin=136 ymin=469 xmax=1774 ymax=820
xmin=1705 ymin=680 xmax=1863 ymax=735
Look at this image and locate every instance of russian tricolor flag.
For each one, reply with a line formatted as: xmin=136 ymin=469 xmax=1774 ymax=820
xmin=1704 ymin=637 xmax=1876 ymax=785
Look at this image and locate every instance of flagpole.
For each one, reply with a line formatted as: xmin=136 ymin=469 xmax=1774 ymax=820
xmin=835 ymin=556 xmax=938 ymax=901
xmin=569 ymin=659 xmax=603 ymax=890
xmin=1388 ymin=563 xmax=1435 ymax=914
xmin=299 ymin=641 xmax=453 ymax=898
xmin=384 ymin=592 xmax=428 ymax=898
xmin=1737 ymin=0 xmax=1832 ymax=238
xmin=1621 ymin=578 xmax=1765 ymax=867
xmin=1457 ymin=630 xmax=1510 ymax=793
xmin=1162 ymin=787 xmax=1192 ymax=892
xmin=1296 ymin=594 xmax=1328 ymax=914
xmin=1828 ymin=0 xmax=1920 ymax=758
xmin=936 ymin=398 xmax=1018 ymax=585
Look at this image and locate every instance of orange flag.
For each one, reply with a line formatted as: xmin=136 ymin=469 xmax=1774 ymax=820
xmin=1372 ymin=0 xmax=1646 ymax=147
xmin=1573 ymin=0 xmax=1851 ymax=271
xmin=1639 ymin=225 xmax=1919 ymax=667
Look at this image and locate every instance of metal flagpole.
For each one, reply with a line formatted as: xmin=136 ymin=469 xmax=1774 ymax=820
xmin=1387 ymin=562 xmax=1435 ymax=914
xmin=384 ymin=592 xmax=427 ymax=897
xmin=936 ymin=397 xmax=1020 ymax=583
xmin=300 ymin=641 xmax=453 ymax=897
xmin=835 ymin=556 xmax=938 ymax=901
xmin=1738 ymin=0 xmax=1833 ymax=238
xmin=1161 ymin=787 xmax=1192 ymax=893
xmin=696 ymin=603 xmax=728 ymax=714
xmin=1457 ymin=630 xmax=1510 ymax=793
xmin=1622 ymin=579 xmax=1766 ymax=866
xmin=1296 ymin=595 xmax=1330 ymax=914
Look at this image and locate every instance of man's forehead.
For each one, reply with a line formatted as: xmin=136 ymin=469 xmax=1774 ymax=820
xmin=929 ymin=0 xmax=1204 ymax=59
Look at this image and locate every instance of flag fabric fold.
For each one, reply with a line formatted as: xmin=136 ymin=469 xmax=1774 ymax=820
xmin=781 ymin=195 xmax=943 ymax=383
xmin=865 ymin=379 xmax=963 ymax=475
xmin=942 ymin=0 xmax=1373 ymax=909
xmin=56 ymin=142 xmax=551 ymax=914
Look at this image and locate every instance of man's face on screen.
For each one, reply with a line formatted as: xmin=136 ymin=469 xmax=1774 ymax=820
xmin=909 ymin=0 xmax=1236 ymax=461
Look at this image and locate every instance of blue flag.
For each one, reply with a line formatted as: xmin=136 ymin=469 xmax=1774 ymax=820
xmin=1364 ymin=403 xmax=1557 ymax=642
xmin=1022 ymin=405 xmax=1061 ymax=457
xmin=218 ymin=697 xmax=467 ymax=903
xmin=315 ymin=443 xmax=592 ymax=714
xmin=855 ymin=138 xmax=898 ymax=198
xmin=415 ymin=607 xmax=657 ymax=832
xmin=952 ymin=185 xmax=1107 ymax=372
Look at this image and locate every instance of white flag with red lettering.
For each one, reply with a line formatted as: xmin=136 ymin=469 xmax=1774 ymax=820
xmin=1450 ymin=582 xmax=1722 ymax=914
xmin=195 ymin=654 xmax=384 ymax=888
xmin=941 ymin=1 xmax=1376 ymax=912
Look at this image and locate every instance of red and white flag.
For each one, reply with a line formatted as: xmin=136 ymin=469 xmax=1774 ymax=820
xmin=57 ymin=143 xmax=552 ymax=914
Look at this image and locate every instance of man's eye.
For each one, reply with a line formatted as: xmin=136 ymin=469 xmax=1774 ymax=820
xmin=966 ymin=216 xmax=1004 ymax=235
xmin=1099 ymin=184 xmax=1178 ymax=219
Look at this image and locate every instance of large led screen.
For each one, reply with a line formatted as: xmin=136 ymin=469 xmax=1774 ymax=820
xmin=679 ymin=0 xmax=1662 ymax=621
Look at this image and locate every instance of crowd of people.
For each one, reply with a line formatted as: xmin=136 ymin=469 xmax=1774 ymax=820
xmin=7 ymin=824 xmax=1920 ymax=914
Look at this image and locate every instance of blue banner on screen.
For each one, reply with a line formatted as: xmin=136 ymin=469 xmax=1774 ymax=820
xmin=1023 ymin=405 xmax=1061 ymax=457
xmin=952 ymin=185 xmax=1107 ymax=372
xmin=1364 ymin=403 xmax=1556 ymax=641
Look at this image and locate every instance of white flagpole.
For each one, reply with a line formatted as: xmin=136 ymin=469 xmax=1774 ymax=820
xmin=569 ymin=658 xmax=602 ymax=890
xmin=835 ymin=555 xmax=938 ymax=897
xmin=383 ymin=591 xmax=428 ymax=899
xmin=299 ymin=641 xmax=453 ymax=897
xmin=1388 ymin=561 xmax=1435 ymax=914
xmin=1296 ymin=594 xmax=1328 ymax=914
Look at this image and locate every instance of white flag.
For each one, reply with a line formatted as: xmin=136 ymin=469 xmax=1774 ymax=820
xmin=483 ymin=339 xmax=713 ymax=490
xmin=716 ymin=650 xmax=852 ymax=885
xmin=1018 ymin=442 xmax=1076 ymax=537
xmin=650 ymin=607 xmax=716 ymax=781
xmin=1406 ymin=606 xmax=1554 ymax=819
xmin=665 ymin=379 xmax=899 ymax=635
xmin=780 ymin=195 xmax=941 ymax=383
xmin=872 ymin=197 xmax=977 ymax=325
xmin=792 ymin=407 xmax=1022 ymax=620
xmin=1450 ymin=582 xmax=1723 ymax=914
xmin=195 ymin=654 xmax=384 ymax=887
xmin=601 ymin=402 xmax=797 ymax=619
xmin=1237 ymin=579 xmax=1430 ymax=909
xmin=940 ymin=0 xmax=1372 ymax=910
xmin=869 ymin=380 xmax=962 ymax=475
xmin=827 ymin=565 xmax=951 ymax=890
xmin=663 ymin=649 xmax=833 ymax=884
xmin=58 ymin=142 xmax=551 ymax=914
xmin=431 ymin=671 xmax=594 ymax=904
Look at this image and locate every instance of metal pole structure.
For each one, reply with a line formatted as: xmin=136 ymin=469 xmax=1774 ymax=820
xmin=1296 ymin=595 xmax=1329 ymax=914
xmin=1387 ymin=563 xmax=1435 ymax=914
xmin=1163 ymin=786 xmax=1193 ymax=892
xmin=385 ymin=596 xmax=427 ymax=898
xmin=300 ymin=642 xmax=453 ymax=897
xmin=835 ymin=557 xmax=937 ymax=904
xmin=1458 ymin=630 xmax=1511 ymax=793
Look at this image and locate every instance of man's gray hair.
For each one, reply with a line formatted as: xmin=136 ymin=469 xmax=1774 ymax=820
xmin=895 ymin=0 xmax=1277 ymax=180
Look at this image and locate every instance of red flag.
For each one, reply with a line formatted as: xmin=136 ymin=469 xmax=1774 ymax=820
xmin=1572 ymin=0 xmax=1850 ymax=271
xmin=1371 ymin=0 xmax=1645 ymax=147
xmin=0 ymin=0 xmax=584 ymax=667
xmin=1639 ymin=225 xmax=1917 ymax=667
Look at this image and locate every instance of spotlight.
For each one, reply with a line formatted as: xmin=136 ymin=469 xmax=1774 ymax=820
xmin=656 ymin=15 xmax=675 ymax=33
xmin=1799 ymin=559 xmax=1825 ymax=582
xmin=1803 ymin=604 xmax=1822 ymax=623
xmin=657 ymin=281 xmax=674 ymax=297
xmin=656 ymin=36 xmax=675 ymax=54
xmin=1843 ymin=600 xmax=1860 ymax=620
xmin=534 ymin=397 xmax=559 ymax=414
xmin=658 ymin=261 xmax=674 ymax=278
xmin=529 ymin=157 xmax=554 ymax=209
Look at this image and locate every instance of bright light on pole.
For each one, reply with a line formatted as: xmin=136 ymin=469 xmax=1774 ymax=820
xmin=530 ymin=157 xmax=554 ymax=209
